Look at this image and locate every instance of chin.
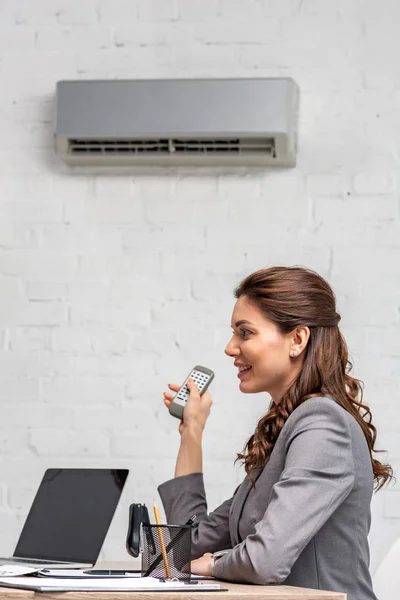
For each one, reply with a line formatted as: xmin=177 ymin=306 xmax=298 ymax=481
xmin=239 ymin=380 xmax=265 ymax=394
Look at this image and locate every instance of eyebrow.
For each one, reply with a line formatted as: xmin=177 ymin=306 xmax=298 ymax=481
xmin=232 ymin=319 xmax=254 ymax=328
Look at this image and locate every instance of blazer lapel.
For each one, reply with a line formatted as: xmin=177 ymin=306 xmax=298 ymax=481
xmin=229 ymin=467 xmax=263 ymax=546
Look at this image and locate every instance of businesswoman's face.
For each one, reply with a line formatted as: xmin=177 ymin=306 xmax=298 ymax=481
xmin=224 ymin=296 xmax=305 ymax=402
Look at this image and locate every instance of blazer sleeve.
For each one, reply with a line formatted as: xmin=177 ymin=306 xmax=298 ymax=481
xmin=213 ymin=399 xmax=356 ymax=584
xmin=158 ymin=472 xmax=234 ymax=557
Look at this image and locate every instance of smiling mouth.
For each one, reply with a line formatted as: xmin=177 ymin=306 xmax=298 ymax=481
xmin=238 ymin=366 xmax=252 ymax=379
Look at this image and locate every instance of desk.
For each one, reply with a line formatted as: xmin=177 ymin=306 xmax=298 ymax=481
xmin=0 ymin=562 xmax=346 ymax=600
xmin=0 ymin=583 xmax=346 ymax=600
xmin=95 ymin=562 xmax=346 ymax=599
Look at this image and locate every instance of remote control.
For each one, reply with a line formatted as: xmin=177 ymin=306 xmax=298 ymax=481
xmin=168 ymin=365 xmax=215 ymax=420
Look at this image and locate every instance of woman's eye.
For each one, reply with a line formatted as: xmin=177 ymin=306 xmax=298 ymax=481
xmin=240 ymin=328 xmax=251 ymax=338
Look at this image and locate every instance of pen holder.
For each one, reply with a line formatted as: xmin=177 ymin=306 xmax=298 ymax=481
xmin=141 ymin=524 xmax=192 ymax=580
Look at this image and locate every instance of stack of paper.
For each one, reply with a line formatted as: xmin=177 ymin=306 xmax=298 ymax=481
xmin=38 ymin=569 xmax=142 ymax=578
xmin=0 ymin=576 xmax=221 ymax=592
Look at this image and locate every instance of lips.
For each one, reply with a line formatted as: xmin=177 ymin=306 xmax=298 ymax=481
xmin=237 ymin=365 xmax=252 ymax=379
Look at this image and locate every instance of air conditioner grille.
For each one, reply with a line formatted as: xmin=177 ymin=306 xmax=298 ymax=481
xmin=68 ymin=138 xmax=276 ymax=156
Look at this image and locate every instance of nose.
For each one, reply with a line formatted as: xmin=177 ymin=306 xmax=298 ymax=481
xmin=224 ymin=336 xmax=239 ymax=357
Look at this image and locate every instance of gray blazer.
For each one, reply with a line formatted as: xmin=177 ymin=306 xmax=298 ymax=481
xmin=158 ymin=397 xmax=377 ymax=600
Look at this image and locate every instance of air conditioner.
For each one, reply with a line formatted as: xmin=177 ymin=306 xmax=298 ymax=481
xmin=54 ymin=78 xmax=299 ymax=168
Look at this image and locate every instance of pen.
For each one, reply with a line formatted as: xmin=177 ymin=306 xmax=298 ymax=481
xmin=82 ymin=570 xmax=141 ymax=576
xmin=143 ymin=514 xmax=196 ymax=578
xmin=153 ymin=500 xmax=172 ymax=580
xmin=83 ymin=570 xmax=124 ymax=575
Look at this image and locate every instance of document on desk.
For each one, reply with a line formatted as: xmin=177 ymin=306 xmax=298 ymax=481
xmin=38 ymin=569 xmax=142 ymax=578
xmin=0 ymin=565 xmax=40 ymax=577
xmin=0 ymin=576 xmax=222 ymax=592
xmin=37 ymin=569 xmax=215 ymax=581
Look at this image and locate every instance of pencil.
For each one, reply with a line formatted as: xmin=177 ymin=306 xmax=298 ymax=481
xmin=153 ymin=500 xmax=172 ymax=579
xmin=143 ymin=515 xmax=196 ymax=577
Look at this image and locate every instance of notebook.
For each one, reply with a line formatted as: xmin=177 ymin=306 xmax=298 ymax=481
xmin=0 ymin=468 xmax=129 ymax=569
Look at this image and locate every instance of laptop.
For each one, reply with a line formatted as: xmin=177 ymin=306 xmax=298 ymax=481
xmin=0 ymin=468 xmax=129 ymax=569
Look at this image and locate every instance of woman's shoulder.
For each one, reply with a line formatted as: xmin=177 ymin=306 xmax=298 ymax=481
xmin=289 ymin=395 xmax=347 ymax=416
xmin=281 ymin=396 xmax=354 ymax=438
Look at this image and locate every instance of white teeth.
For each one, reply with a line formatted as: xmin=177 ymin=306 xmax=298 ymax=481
xmin=238 ymin=366 xmax=251 ymax=372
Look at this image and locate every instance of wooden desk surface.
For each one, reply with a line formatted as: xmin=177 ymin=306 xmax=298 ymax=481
xmin=0 ymin=586 xmax=346 ymax=600
xmin=0 ymin=562 xmax=346 ymax=600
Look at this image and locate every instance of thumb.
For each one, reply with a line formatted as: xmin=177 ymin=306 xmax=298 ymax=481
xmin=186 ymin=378 xmax=200 ymax=396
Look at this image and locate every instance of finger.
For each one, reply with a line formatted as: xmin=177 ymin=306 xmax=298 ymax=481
xmin=163 ymin=392 xmax=174 ymax=401
xmin=202 ymin=390 xmax=213 ymax=406
xmin=163 ymin=398 xmax=171 ymax=408
xmin=168 ymin=383 xmax=181 ymax=392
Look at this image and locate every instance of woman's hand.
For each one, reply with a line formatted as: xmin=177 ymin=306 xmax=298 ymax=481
xmin=163 ymin=378 xmax=213 ymax=435
xmin=163 ymin=382 xmax=185 ymax=435
xmin=190 ymin=552 xmax=213 ymax=577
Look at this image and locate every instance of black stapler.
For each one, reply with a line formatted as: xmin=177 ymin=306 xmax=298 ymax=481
xmin=126 ymin=503 xmax=155 ymax=557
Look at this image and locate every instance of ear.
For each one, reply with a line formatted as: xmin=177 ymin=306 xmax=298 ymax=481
xmin=289 ymin=326 xmax=310 ymax=358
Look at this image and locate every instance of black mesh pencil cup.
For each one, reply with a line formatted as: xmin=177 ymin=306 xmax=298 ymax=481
xmin=141 ymin=524 xmax=192 ymax=580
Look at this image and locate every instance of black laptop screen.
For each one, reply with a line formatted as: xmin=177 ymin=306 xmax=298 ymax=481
xmin=14 ymin=468 xmax=129 ymax=563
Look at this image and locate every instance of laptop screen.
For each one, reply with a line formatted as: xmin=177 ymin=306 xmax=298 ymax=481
xmin=14 ymin=468 xmax=129 ymax=563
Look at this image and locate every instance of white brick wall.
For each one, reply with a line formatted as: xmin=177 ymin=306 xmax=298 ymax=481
xmin=0 ymin=0 xmax=399 ymax=574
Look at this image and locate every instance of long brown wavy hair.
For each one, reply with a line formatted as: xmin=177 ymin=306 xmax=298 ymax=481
xmin=235 ymin=266 xmax=392 ymax=491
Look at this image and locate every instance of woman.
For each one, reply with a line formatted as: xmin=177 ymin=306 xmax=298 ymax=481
xmin=158 ymin=266 xmax=391 ymax=599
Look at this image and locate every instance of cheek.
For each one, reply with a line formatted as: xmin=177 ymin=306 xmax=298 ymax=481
xmin=256 ymin=338 xmax=289 ymax=370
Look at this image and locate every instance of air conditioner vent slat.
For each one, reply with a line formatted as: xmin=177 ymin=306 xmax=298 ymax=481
xmin=68 ymin=138 xmax=276 ymax=156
